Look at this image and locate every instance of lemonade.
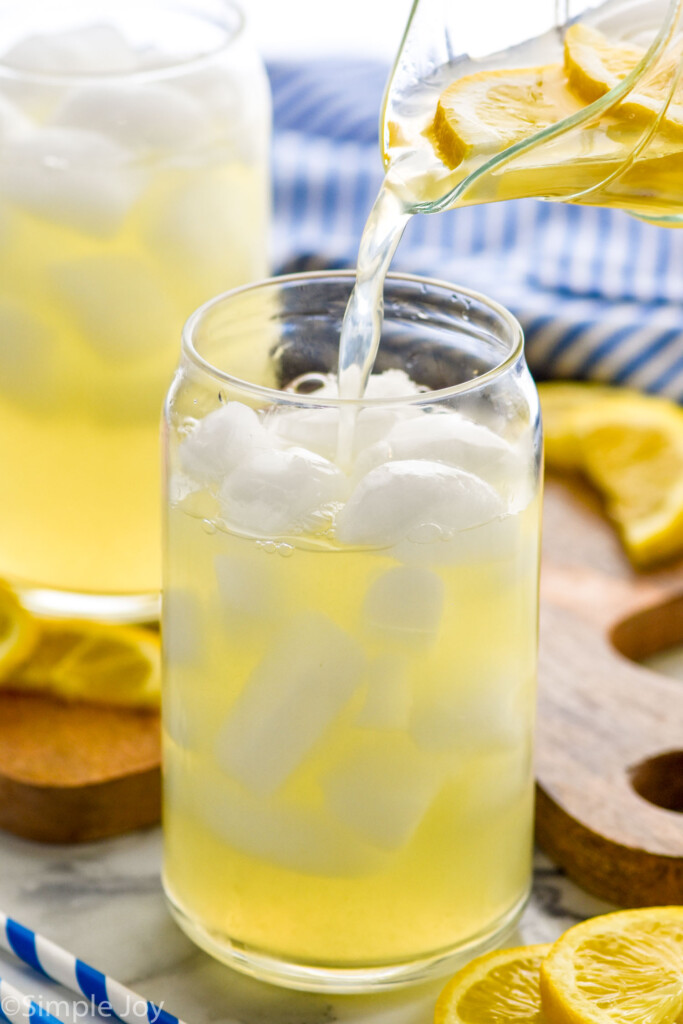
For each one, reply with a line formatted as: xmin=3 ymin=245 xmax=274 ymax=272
xmin=162 ymin=273 xmax=542 ymax=989
xmin=0 ymin=2 xmax=270 ymax=611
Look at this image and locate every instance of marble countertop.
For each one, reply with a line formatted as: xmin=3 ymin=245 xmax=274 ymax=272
xmin=0 ymin=829 xmax=615 ymax=1024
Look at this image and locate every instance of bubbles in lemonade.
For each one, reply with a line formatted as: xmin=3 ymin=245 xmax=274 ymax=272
xmin=0 ymin=17 xmax=270 ymax=598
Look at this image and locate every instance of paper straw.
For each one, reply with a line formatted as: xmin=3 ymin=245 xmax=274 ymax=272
xmin=0 ymin=976 xmax=64 ymax=1024
xmin=0 ymin=915 xmax=184 ymax=1024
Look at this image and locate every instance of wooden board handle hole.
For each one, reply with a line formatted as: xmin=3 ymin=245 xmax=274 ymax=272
xmin=629 ymin=751 xmax=683 ymax=813
xmin=611 ymin=593 xmax=683 ymax=663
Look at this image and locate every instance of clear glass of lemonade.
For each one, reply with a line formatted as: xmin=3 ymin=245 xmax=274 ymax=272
xmin=0 ymin=0 xmax=270 ymax=620
xmin=162 ymin=271 xmax=542 ymax=992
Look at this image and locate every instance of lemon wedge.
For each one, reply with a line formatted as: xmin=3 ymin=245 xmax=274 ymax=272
xmin=0 ymin=583 xmax=37 ymax=682
xmin=539 ymin=383 xmax=683 ymax=567
xmin=540 ymin=907 xmax=683 ymax=1024
xmin=538 ymin=382 xmax=621 ymax=469
xmin=6 ymin=619 xmax=160 ymax=709
xmin=565 ymin=23 xmax=683 ymax=135
xmin=434 ymin=944 xmax=551 ymax=1023
xmin=432 ymin=65 xmax=583 ymax=169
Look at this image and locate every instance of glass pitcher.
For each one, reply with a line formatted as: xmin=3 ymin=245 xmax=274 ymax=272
xmin=382 ymin=0 xmax=683 ymax=225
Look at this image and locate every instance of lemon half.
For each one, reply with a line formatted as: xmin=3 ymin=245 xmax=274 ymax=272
xmin=539 ymin=907 xmax=683 ymax=1024
xmin=539 ymin=383 xmax=683 ymax=567
xmin=0 ymin=584 xmax=37 ymax=682
xmin=435 ymin=945 xmax=551 ymax=1024
xmin=6 ymin=619 xmax=160 ymax=709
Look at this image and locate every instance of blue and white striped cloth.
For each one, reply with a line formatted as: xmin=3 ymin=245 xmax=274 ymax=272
xmin=268 ymin=59 xmax=683 ymax=402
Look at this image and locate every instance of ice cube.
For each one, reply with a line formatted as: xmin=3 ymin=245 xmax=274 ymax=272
xmin=53 ymin=83 xmax=213 ymax=153
xmin=214 ymin=551 xmax=281 ymax=619
xmin=364 ymin=368 xmax=425 ymax=398
xmin=309 ymin=368 xmax=423 ymax=400
xmin=179 ymin=402 xmax=269 ymax=486
xmin=174 ymin=52 xmax=270 ymax=161
xmin=392 ymin=513 xmax=521 ymax=568
xmin=190 ymin=765 xmax=384 ymax=876
xmin=335 ymin=460 xmax=504 ymax=548
xmin=0 ymin=128 xmax=141 ymax=236
xmin=163 ymin=690 xmax=193 ymax=752
xmin=170 ymin=476 xmax=221 ymax=519
xmin=322 ymin=735 xmax=438 ymax=849
xmin=141 ymin=166 xmax=268 ymax=299
xmin=162 ymin=588 xmax=203 ymax=668
xmin=410 ymin=680 xmax=527 ymax=754
xmin=269 ymin=405 xmax=401 ymax=464
xmin=172 ymin=65 xmax=243 ymax=126
xmin=215 ymin=612 xmax=365 ymax=794
xmin=363 ymin=565 xmax=444 ymax=640
xmin=386 ymin=413 xmax=513 ymax=473
xmin=459 ymin=745 xmax=534 ymax=822
xmin=219 ymin=446 xmax=346 ymax=537
xmin=52 ymin=254 xmax=178 ymax=360
xmin=268 ymin=407 xmax=340 ymax=461
xmin=0 ymin=299 xmax=62 ymax=409
xmin=2 ymin=25 xmax=139 ymax=73
xmin=0 ymin=94 xmax=31 ymax=142
xmin=357 ymin=654 xmax=411 ymax=730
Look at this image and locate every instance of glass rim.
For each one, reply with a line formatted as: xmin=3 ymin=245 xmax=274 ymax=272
xmin=181 ymin=269 xmax=526 ymax=408
xmin=0 ymin=0 xmax=245 ymax=86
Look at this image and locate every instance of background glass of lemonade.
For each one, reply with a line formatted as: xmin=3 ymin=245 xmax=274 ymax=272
xmin=0 ymin=0 xmax=270 ymax=619
xmin=162 ymin=271 xmax=543 ymax=992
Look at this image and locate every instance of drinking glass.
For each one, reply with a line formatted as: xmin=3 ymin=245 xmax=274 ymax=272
xmin=162 ymin=271 xmax=542 ymax=992
xmin=384 ymin=0 xmax=683 ymax=223
xmin=0 ymin=0 xmax=270 ymax=620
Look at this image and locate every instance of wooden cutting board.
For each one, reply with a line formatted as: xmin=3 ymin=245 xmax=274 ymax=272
xmin=537 ymin=473 xmax=683 ymax=906
xmin=0 ymin=694 xmax=160 ymax=843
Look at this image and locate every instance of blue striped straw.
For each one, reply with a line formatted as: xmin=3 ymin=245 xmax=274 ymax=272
xmin=0 ymin=915 xmax=184 ymax=1024
xmin=0 ymin=976 xmax=65 ymax=1024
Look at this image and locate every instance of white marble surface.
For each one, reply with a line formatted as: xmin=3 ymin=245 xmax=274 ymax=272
xmin=0 ymin=827 xmax=615 ymax=1024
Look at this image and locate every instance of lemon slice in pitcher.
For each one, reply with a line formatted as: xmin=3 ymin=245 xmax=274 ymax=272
xmin=540 ymin=907 xmax=683 ymax=1024
xmin=565 ymin=23 xmax=683 ymax=134
xmin=434 ymin=944 xmax=551 ymax=1023
xmin=7 ymin=619 xmax=160 ymax=709
xmin=432 ymin=65 xmax=582 ymax=169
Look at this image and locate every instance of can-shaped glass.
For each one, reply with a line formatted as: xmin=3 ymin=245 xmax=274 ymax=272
xmin=0 ymin=0 xmax=270 ymax=620
xmin=162 ymin=271 xmax=542 ymax=992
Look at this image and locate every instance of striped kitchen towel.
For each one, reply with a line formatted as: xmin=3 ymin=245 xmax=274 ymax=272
xmin=268 ymin=58 xmax=683 ymax=402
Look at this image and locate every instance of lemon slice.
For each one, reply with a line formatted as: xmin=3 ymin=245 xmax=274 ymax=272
xmin=8 ymin=620 xmax=160 ymax=709
xmin=539 ymin=383 xmax=683 ymax=567
xmin=540 ymin=907 xmax=683 ymax=1024
xmin=0 ymin=583 xmax=37 ymax=682
xmin=565 ymin=23 xmax=683 ymax=134
xmin=538 ymin=382 xmax=622 ymax=469
xmin=435 ymin=944 xmax=551 ymax=1023
xmin=432 ymin=65 xmax=583 ymax=169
